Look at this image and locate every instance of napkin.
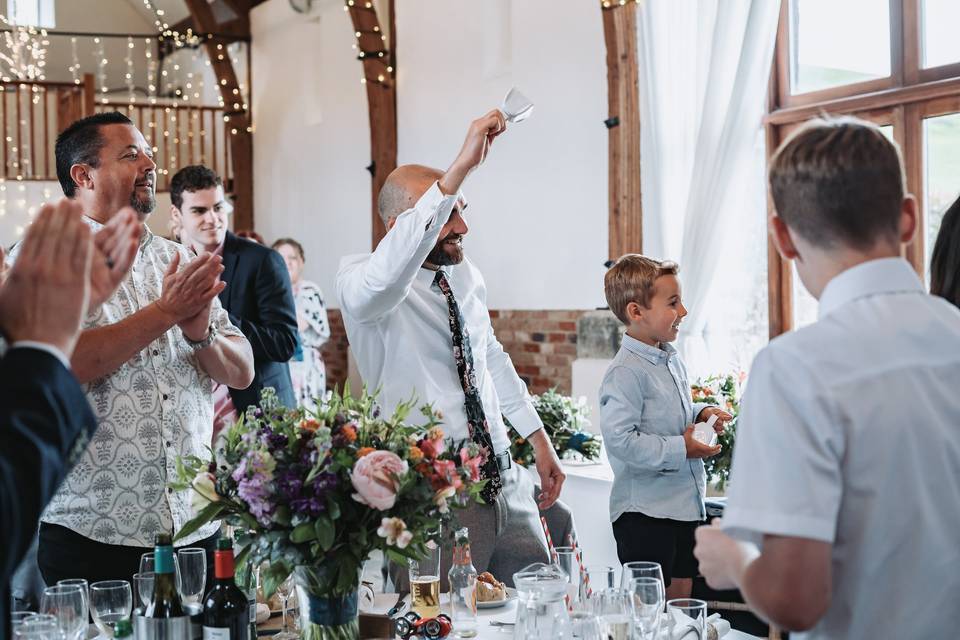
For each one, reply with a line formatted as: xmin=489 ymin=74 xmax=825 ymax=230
xmin=500 ymin=87 xmax=534 ymax=123
xmin=664 ymin=609 xmax=731 ymax=639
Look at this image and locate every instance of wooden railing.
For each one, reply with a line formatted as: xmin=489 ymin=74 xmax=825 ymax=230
xmin=0 ymin=74 xmax=232 ymax=192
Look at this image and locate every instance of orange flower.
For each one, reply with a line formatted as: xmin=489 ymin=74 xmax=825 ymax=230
xmin=300 ymin=418 xmax=321 ymax=432
xmin=341 ymin=424 xmax=358 ymax=443
xmin=357 ymin=447 xmax=376 ymax=458
xmin=408 ymin=445 xmax=424 ymax=462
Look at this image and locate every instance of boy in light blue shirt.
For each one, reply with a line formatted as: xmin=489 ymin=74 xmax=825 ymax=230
xmin=599 ymin=255 xmax=729 ymax=599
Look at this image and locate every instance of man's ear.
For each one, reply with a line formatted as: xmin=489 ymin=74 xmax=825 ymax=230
xmin=69 ymin=164 xmax=92 ymax=191
xmin=769 ymin=213 xmax=800 ymax=261
xmin=170 ymin=205 xmax=181 ymax=223
xmin=386 ymin=216 xmax=397 ymax=232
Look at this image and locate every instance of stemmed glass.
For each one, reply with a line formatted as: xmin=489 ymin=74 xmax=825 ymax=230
xmin=177 ymin=548 xmax=208 ymax=605
xmin=56 ymin=579 xmax=90 ymax=621
xmin=40 ymin=585 xmax=87 ymax=640
xmin=276 ymin=573 xmax=296 ymax=631
xmin=628 ymin=577 xmax=665 ymax=639
xmin=620 ymin=561 xmax=664 ymax=590
xmin=666 ymin=598 xmax=708 ymax=640
xmin=90 ymin=581 xmax=133 ymax=638
xmin=132 ymin=572 xmax=155 ymax=610
xmin=141 ymin=552 xmax=182 ymax=594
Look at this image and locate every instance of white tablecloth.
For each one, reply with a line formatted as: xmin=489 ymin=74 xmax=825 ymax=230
xmin=364 ymin=593 xmax=763 ymax=640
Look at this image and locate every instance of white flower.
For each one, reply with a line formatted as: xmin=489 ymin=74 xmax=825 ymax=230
xmin=377 ymin=517 xmax=413 ymax=549
xmin=433 ymin=486 xmax=456 ymax=514
xmin=190 ymin=471 xmax=219 ymax=514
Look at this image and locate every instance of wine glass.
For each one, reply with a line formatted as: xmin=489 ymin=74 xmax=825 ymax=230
xmin=90 ymin=581 xmax=133 ymax=638
xmin=276 ymin=573 xmax=296 ymax=631
xmin=56 ymin=579 xmax=90 ymax=621
xmin=590 ymin=589 xmax=634 ymax=640
xmin=177 ymin=548 xmax=208 ymax=605
xmin=558 ymin=610 xmax=603 ymax=640
xmin=40 ymin=585 xmax=87 ymax=640
xmin=132 ymin=572 xmax=155 ymax=610
xmin=666 ymin=598 xmax=708 ymax=640
xmin=141 ymin=552 xmax=182 ymax=593
xmin=628 ymin=577 xmax=664 ymax=639
xmin=620 ymin=561 xmax=664 ymax=590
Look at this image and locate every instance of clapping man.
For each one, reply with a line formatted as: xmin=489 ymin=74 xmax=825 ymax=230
xmin=7 ymin=112 xmax=255 ymax=586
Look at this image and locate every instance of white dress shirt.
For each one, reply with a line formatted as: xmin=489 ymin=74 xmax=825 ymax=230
xmin=8 ymin=220 xmax=244 ymax=547
xmin=337 ymin=182 xmax=542 ymax=454
xmin=722 ymin=258 xmax=960 ymax=640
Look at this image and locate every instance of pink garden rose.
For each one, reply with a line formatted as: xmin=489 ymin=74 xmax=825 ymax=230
xmin=351 ymin=450 xmax=409 ymax=510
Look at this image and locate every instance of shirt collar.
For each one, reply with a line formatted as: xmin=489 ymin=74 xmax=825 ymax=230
xmin=621 ymin=333 xmax=676 ymax=365
xmin=817 ymin=257 xmax=924 ymax=320
xmin=82 ymin=215 xmax=155 ymax=250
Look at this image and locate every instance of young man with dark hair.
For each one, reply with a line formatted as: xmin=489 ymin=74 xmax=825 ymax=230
xmin=694 ymin=116 xmax=960 ymax=638
xmin=7 ymin=112 xmax=255 ymax=587
xmin=170 ymin=165 xmax=298 ymax=415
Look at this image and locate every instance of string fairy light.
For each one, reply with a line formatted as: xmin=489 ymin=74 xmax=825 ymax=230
xmin=343 ymin=1 xmax=393 ymax=88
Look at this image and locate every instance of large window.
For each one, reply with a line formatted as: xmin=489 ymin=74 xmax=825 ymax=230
xmin=5 ymin=0 xmax=54 ymax=28
xmin=768 ymin=0 xmax=960 ymax=334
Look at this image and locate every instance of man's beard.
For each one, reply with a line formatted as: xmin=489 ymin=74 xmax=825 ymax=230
xmin=426 ymin=233 xmax=464 ymax=266
xmin=130 ymin=189 xmax=156 ymax=217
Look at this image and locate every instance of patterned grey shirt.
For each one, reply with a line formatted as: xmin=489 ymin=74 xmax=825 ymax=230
xmin=8 ymin=219 xmax=243 ymax=547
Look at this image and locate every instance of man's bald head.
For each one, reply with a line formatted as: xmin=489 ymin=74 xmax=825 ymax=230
xmin=378 ymin=164 xmax=444 ymax=226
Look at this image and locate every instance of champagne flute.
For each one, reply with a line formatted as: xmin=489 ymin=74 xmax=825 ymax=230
xmin=40 ymin=585 xmax=87 ymax=640
xmin=177 ymin=548 xmax=208 ymax=605
xmin=276 ymin=573 xmax=296 ymax=631
xmin=628 ymin=577 xmax=664 ymax=640
xmin=90 ymin=581 xmax=133 ymax=638
xmin=590 ymin=589 xmax=633 ymax=640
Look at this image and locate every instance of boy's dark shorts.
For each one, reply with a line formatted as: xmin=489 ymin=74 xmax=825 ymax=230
xmin=612 ymin=511 xmax=703 ymax=587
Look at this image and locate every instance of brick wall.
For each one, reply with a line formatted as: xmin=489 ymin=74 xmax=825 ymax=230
xmin=322 ymin=309 xmax=589 ymax=396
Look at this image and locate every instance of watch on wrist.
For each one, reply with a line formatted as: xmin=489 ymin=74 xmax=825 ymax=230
xmin=184 ymin=323 xmax=218 ymax=351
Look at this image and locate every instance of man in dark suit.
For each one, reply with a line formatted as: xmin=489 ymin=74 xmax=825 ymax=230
xmin=170 ymin=165 xmax=298 ymax=414
xmin=1 ymin=199 xmax=140 ymax=639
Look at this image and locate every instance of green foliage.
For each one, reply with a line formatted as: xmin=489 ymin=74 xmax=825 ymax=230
xmin=691 ymin=372 xmax=745 ymax=491
xmin=508 ymin=388 xmax=601 ymax=467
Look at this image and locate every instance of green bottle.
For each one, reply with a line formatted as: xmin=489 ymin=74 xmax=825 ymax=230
xmin=113 ymin=618 xmax=133 ymax=639
xmin=144 ymin=533 xmax=186 ymax=618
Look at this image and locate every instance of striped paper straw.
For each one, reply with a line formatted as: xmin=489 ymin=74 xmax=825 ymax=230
xmin=540 ymin=516 xmax=557 ymax=562
xmin=571 ymin=533 xmax=589 ymax=598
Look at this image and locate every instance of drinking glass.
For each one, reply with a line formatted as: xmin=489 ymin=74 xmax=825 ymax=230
xmin=90 ymin=580 xmax=133 ymax=638
xmin=590 ymin=589 xmax=633 ymax=640
xmin=666 ymin=598 xmax=708 ymax=640
xmin=557 ymin=610 xmax=603 ymax=640
xmin=620 ymin=561 xmax=664 ymax=590
xmin=408 ymin=541 xmax=441 ymax=618
xmin=276 ymin=573 xmax=296 ymax=631
xmin=581 ymin=565 xmax=616 ymax=602
xmin=132 ymin=572 xmax=155 ymax=610
xmin=56 ymin=579 xmax=90 ymax=621
xmin=628 ymin=577 xmax=664 ymax=640
xmin=14 ymin=615 xmax=59 ymax=640
xmin=554 ymin=546 xmax=582 ymax=608
xmin=40 ymin=585 xmax=87 ymax=640
xmin=141 ymin=552 xmax=182 ymax=593
xmin=11 ymin=611 xmax=35 ymax=631
xmin=177 ymin=548 xmax=208 ymax=605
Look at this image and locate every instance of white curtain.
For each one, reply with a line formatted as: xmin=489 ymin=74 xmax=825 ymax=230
xmin=637 ymin=0 xmax=780 ymax=372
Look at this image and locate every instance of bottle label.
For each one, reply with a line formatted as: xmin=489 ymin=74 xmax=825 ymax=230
xmin=203 ymin=627 xmax=231 ymax=640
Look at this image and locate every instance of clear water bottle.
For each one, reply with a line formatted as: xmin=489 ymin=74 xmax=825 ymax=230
xmin=447 ymin=527 xmax=478 ymax=638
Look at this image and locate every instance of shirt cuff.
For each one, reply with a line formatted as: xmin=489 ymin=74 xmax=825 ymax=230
xmin=414 ymin=181 xmax=460 ymax=230
xmin=505 ymin=403 xmax=543 ymax=439
xmin=692 ymin=402 xmax=713 ymax=421
xmin=665 ymin=434 xmax=686 ymax=471
xmin=10 ymin=341 xmax=71 ymax=370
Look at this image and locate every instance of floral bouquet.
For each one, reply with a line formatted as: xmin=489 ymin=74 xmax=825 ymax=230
xmin=172 ymin=387 xmax=486 ymax=640
xmin=691 ymin=372 xmax=746 ymax=491
xmin=509 ymin=388 xmax=600 ymax=467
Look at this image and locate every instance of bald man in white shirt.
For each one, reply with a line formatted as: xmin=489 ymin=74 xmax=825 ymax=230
xmin=338 ymin=110 xmax=565 ymax=588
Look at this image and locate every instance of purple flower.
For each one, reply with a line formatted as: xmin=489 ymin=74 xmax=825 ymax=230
xmin=232 ymin=450 xmax=276 ymax=526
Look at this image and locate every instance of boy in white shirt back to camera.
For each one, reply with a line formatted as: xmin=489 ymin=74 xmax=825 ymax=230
xmin=694 ymin=116 xmax=960 ymax=639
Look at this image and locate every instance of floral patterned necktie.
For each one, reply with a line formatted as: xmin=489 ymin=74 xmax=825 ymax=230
xmin=433 ymin=270 xmax=503 ymax=504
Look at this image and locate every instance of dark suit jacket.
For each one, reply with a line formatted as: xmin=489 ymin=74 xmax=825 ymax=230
xmin=1 ymin=348 xmax=97 ymax=640
xmin=219 ymin=231 xmax=299 ymax=412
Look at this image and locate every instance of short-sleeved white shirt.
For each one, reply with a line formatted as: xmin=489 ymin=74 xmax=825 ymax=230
xmin=723 ymin=258 xmax=960 ymax=640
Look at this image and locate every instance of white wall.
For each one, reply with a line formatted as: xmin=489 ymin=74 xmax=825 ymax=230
xmin=251 ymin=0 xmax=371 ymax=303
xmin=250 ymin=0 xmax=608 ymax=310
xmin=396 ymin=0 xmax=608 ymax=310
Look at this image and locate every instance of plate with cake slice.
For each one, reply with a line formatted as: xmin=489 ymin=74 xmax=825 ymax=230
xmin=476 ymin=572 xmax=515 ymax=609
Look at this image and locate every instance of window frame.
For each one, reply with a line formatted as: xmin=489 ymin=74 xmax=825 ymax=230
xmin=766 ymin=0 xmax=960 ymax=337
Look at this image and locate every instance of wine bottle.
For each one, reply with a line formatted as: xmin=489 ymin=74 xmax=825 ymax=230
xmin=202 ymin=538 xmax=250 ymax=640
xmin=144 ymin=533 xmax=186 ymax=618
